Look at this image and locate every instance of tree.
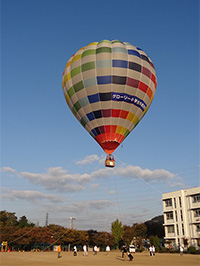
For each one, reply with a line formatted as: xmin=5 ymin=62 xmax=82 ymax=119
xmin=0 ymin=226 xmax=17 ymax=244
xmin=18 ymin=216 xmax=34 ymax=228
xmin=48 ymin=225 xmax=69 ymax=245
xmin=128 ymin=223 xmax=147 ymax=248
xmin=145 ymin=215 xmax=164 ymax=238
xmin=0 ymin=210 xmax=166 ymax=252
xmin=153 ymin=235 xmax=160 ymax=248
xmin=93 ymin=232 xmax=114 ymax=248
xmin=133 ymin=223 xmax=147 ymax=239
xmin=12 ymin=227 xmax=54 ymax=251
xmin=122 ymin=225 xmax=135 ymax=244
xmin=111 ymin=219 xmax=124 ymax=248
xmin=64 ymin=229 xmax=76 ymax=245
xmin=74 ymin=230 xmax=88 ymax=245
xmin=0 ymin=211 xmax=18 ymax=226
xmin=88 ymin=230 xmax=98 ymax=247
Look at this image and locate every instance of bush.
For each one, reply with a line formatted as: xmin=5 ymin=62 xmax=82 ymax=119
xmin=136 ymin=247 xmax=145 ymax=252
xmin=188 ymin=246 xmax=196 ymax=253
xmin=169 ymin=249 xmax=179 ymax=253
xmin=187 ymin=246 xmax=200 ymax=254
xmin=160 ymin=247 xmax=168 ymax=253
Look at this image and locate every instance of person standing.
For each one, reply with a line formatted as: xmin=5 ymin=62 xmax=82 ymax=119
xmin=180 ymin=246 xmax=184 ymax=256
xmin=73 ymin=245 xmax=77 ymax=256
xmin=106 ymin=245 xmax=110 ymax=255
xmin=122 ymin=245 xmax=127 ymax=261
xmin=149 ymin=245 xmax=153 ymax=256
xmin=57 ymin=245 xmax=61 ymax=258
xmin=83 ymin=245 xmax=88 ymax=256
xmin=93 ymin=245 xmax=97 ymax=255
xmin=152 ymin=245 xmax=155 ymax=256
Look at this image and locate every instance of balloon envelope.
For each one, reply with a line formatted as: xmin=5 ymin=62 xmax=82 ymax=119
xmin=62 ymin=40 xmax=157 ymax=154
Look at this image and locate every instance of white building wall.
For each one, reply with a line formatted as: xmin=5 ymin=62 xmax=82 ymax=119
xmin=162 ymin=187 xmax=200 ymax=249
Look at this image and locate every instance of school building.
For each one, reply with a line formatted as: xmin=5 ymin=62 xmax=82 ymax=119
xmin=162 ymin=186 xmax=200 ymax=249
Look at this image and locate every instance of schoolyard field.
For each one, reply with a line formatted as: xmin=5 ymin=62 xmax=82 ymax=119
xmin=0 ymin=250 xmax=199 ymax=266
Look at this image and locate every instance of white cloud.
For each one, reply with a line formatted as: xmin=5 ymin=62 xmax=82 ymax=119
xmin=76 ymin=154 xmax=101 ymax=165
xmin=90 ymin=168 xmax=113 ymax=179
xmin=0 ymin=167 xmax=17 ymax=173
xmin=20 ymin=167 xmax=90 ymax=192
xmin=1 ymin=189 xmax=63 ymax=203
xmin=56 ymin=200 xmax=115 ymax=214
xmin=1 ymin=162 xmax=183 ymax=193
xmin=18 ymin=166 xmax=113 ymax=193
xmin=112 ymin=165 xmax=177 ymax=182
xmin=73 ymin=200 xmax=115 ymax=211
xmin=169 ymin=181 xmax=186 ymax=188
xmin=90 ymin=184 xmax=99 ymax=189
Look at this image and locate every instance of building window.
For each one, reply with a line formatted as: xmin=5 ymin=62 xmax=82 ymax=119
xmin=176 ymin=225 xmax=179 ymax=235
xmin=167 ymin=225 xmax=174 ymax=233
xmin=182 ymin=224 xmax=185 ymax=235
xmin=196 ymin=224 xmax=200 ymax=232
xmin=194 ymin=209 xmax=200 ymax=217
xmin=179 ymin=197 xmax=182 ymax=207
xmin=166 ymin=211 xmax=173 ymax=220
xmin=180 ymin=210 xmax=183 ymax=221
xmin=174 ymin=198 xmax=176 ymax=208
xmin=165 ymin=199 xmax=172 ymax=207
xmin=175 ymin=210 xmax=178 ymax=222
xmin=193 ymin=194 xmax=200 ymax=203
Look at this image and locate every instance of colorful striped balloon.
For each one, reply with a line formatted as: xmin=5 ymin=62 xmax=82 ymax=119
xmin=62 ymin=40 xmax=157 ymax=154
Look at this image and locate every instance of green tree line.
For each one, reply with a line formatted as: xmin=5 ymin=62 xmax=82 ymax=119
xmin=0 ymin=210 xmax=164 ymax=251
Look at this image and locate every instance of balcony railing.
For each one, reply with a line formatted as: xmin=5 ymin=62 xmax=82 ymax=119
xmin=164 ymin=205 xmax=173 ymax=210
xmin=190 ymin=216 xmax=200 ymax=224
xmin=164 ymin=219 xmax=174 ymax=225
xmin=193 ymin=231 xmax=200 ymax=238
xmin=190 ymin=202 xmax=200 ymax=209
xmin=165 ymin=232 xmax=176 ymax=238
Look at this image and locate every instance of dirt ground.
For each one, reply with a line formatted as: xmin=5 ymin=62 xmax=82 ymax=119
xmin=0 ymin=250 xmax=199 ymax=266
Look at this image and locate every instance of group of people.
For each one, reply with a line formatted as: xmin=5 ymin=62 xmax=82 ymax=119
xmin=149 ymin=245 xmax=156 ymax=256
xmin=57 ymin=244 xmax=111 ymax=258
xmin=121 ymin=244 xmax=134 ymax=261
xmin=57 ymin=243 xmax=185 ymax=260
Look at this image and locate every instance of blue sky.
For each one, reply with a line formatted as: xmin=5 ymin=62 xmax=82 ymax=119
xmin=1 ymin=0 xmax=199 ymax=231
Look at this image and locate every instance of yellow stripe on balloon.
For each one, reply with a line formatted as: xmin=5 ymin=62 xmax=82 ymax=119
xmin=127 ymin=112 xmax=135 ymax=122
xmin=72 ymin=54 xmax=82 ymax=63
xmin=65 ymin=92 xmax=70 ymax=104
xmin=88 ymin=42 xmax=98 ymax=46
xmin=131 ymin=115 xmax=139 ymax=125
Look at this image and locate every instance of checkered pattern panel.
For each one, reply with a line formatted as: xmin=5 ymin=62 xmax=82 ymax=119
xmin=62 ymin=40 xmax=157 ymax=154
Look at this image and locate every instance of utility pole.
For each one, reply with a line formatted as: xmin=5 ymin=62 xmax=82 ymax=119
xmin=45 ymin=212 xmax=49 ymax=227
xmin=69 ymin=217 xmax=76 ymax=229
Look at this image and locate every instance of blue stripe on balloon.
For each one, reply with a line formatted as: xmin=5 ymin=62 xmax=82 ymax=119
xmin=91 ymin=128 xmax=98 ymax=137
xmin=87 ymin=112 xmax=95 ymax=121
xmin=97 ymin=76 xmax=112 ymax=84
xmin=128 ymin=50 xmax=141 ymax=58
xmin=112 ymin=60 xmax=128 ymax=68
xmin=88 ymin=93 xmax=99 ymax=103
xmin=112 ymin=92 xmax=146 ymax=111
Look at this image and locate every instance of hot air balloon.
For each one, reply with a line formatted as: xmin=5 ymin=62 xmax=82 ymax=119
xmin=62 ymin=40 xmax=157 ymax=167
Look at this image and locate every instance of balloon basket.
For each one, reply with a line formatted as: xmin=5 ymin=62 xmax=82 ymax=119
xmin=105 ymin=155 xmax=115 ymax=168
